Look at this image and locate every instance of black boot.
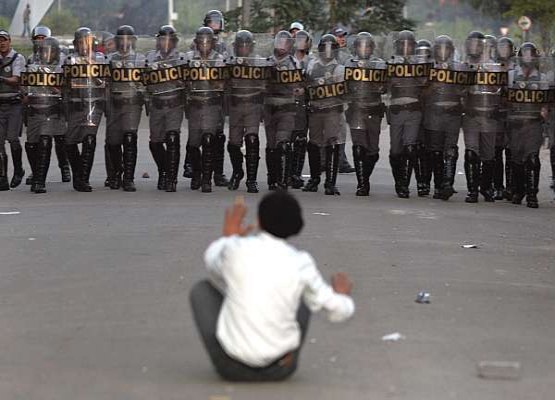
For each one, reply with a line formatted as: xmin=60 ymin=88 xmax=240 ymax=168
xmin=201 ymin=133 xmax=214 ymax=193
xmin=81 ymin=134 xmax=96 ymax=192
xmin=290 ymin=132 xmax=307 ymax=189
xmin=525 ymin=154 xmax=540 ymax=209
xmin=493 ymin=146 xmax=504 ymax=200
xmin=182 ymin=145 xmax=193 ymax=178
xmin=65 ymin=143 xmax=88 ymax=192
xmin=430 ymin=150 xmax=444 ymax=199
xmin=511 ymin=162 xmax=525 ymax=205
xmin=0 ymin=152 xmax=9 ymax=191
xmin=451 ymin=145 xmax=459 ymax=193
xmin=479 ymin=159 xmax=495 ymax=202
xmin=266 ymin=147 xmax=278 ymax=191
xmin=213 ymin=133 xmax=228 ymax=187
xmin=9 ymin=143 xmax=25 ymax=188
xmin=390 ymin=153 xmax=409 ymax=198
xmin=149 ymin=142 xmax=167 ymax=191
xmin=549 ymin=146 xmax=555 ymax=191
xmin=440 ymin=147 xmax=457 ymax=201
xmin=227 ymin=143 xmax=244 ymax=191
xmin=415 ymin=143 xmax=430 ymax=196
xmin=464 ymin=150 xmax=480 ymax=203
xmin=188 ymin=145 xmax=202 ymax=190
xmin=107 ymin=145 xmax=123 ymax=190
xmin=302 ymin=142 xmax=321 ymax=192
xmin=277 ymin=141 xmax=292 ymax=190
xmin=33 ymin=136 xmax=52 ymax=194
xmin=54 ymin=136 xmax=71 ymax=183
xmin=504 ymin=148 xmax=513 ymax=200
xmin=353 ymin=145 xmax=369 ymax=196
xmin=25 ymin=142 xmax=38 ymax=186
xmin=25 ymin=142 xmax=39 ymax=190
xmin=165 ymin=131 xmax=180 ymax=192
xmin=244 ymin=134 xmax=259 ymax=193
xmin=122 ymin=132 xmax=137 ymax=192
xmin=324 ymin=144 xmax=340 ymax=195
xmin=103 ymin=143 xmax=113 ymax=187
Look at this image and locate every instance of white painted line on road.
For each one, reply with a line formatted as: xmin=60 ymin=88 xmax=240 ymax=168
xmin=0 ymin=211 xmax=20 ymax=215
xmin=313 ymin=212 xmax=330 ymax=216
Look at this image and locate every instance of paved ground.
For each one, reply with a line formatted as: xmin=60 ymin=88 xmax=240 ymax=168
xmin=1 ymin=119 xmax=554 ymax=400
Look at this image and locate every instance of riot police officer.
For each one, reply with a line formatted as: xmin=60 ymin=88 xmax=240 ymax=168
xmin=291 ymin=29 xmax=313 ymax=189
xmin=0 ymin=30 xmax=26 ymax=191
xmin=462 ymin=31 xmax=505 ymax=203
xmin=184 ymin=27 xmax=227 ymax=193
xmin=145 ymin=25 xmax=186 ymax=192
xmin=22 ymin=37 xmax=65 ymax=193
xmin=386 ymin=30 xmax=427 ymax=198
xmin=495 ymin=36 xmax=516 ymax=200
xmin=106 ymin=25 xmax=145 ymax=192
xmin=226 ymin=30 xmax=269 ymax=193
xmin=423 ymin=35 xmax=465 ymax=200
xmin=303 ymin=34 xmax=346 ymax=195
xmin=506 ymin=43 xmax=550 ymax=208
xmin=64 ymin=27 xmax=107 ymax=192
xmin=264 ymin=30 xmax=302 ymax=190
xmin=183 ymin=10 xmax=229 ymax=185
xmin=344 ymin=32 xmax=387 ymax=196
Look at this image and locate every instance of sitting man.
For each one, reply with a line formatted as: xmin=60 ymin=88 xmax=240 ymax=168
xmin=190 ymin=191 xmax=355 ymax=381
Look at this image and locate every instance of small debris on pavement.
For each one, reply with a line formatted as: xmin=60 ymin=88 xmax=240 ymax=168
xmin=461 ymin=244 xmax=479 ymax=249
xmin=415 ymin=291 xmax=431 ymax=304
xmin=382 ymin=332 xmax=405 ymax=342
xmin=312 ymin=212 xmax=330 ymax=216
xmin=142 ymin=172 xmax=150 ymax=178
xmin=0 ymin=211 xmax=20 ymax=215
xmin=477 ymin=361 xmax=521 ymax=380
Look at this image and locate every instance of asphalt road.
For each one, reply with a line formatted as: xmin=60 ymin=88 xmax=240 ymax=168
xmin=1 ymin=118 xmax=554 ymax=400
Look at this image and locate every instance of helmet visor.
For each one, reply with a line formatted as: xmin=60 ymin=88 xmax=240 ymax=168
xmin=433 ymin=42 xmax=453 ymax=62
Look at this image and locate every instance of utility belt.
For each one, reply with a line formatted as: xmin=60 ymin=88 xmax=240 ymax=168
xmin=189 ymin=96 xmax=223 ymax=107
xmin=465 ymin=108 xmax=500 ymax=119
xmin=389 ymin=102 xmax=421 ymax=114
xmin=348 ymin=102 xmax=385 ymax=116
xmin=310 ymin=104 xmax=344 ymax=114
xmin=111 ymin=96 xmax=143 ymax=108
xmin=429 ymin=103 xmax=462 ymax=116
xmin=152 ymin=95 xmax=183 ymax=109
xmin=0 ymin=96 xmax=22 ymax=105
xmin=28 ymin=104 xmax=62 ymax=116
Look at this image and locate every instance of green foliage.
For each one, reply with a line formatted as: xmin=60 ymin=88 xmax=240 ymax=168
xmin=41 ymin=10 xmax=80 ymax=35
xmin=355 ymin=0 xmax=415 ymax=34
xmin=0 ymin=15 xmax=10 ymax=30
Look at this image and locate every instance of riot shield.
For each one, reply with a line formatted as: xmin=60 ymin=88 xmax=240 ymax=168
xmin=63 ymin=52 xmax=109 ymax=127
xmin=506 ymin=57 xmax=554 ymax=122
xmin=22 ymin=62 xmax=65 ymax=136
xmin=306 ymin=51 xmax=347 ymax=112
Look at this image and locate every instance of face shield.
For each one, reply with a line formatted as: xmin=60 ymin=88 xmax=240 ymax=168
xmin=117 ymin=35 xmax=133 ymax=53
xmin=433 ymin=42 xmax=453 ymax=63
xmin=274 ymin=36 xmax=292 ymax=58
xmin=234 ymin=40 xmax=252 ymax=57
xmin=76 ymin=35 xmax=94 ymax=56
xmin=39 ymin=44 xmax=57 ymax=65
xmin=196 ymin=36 xmax=213 ymax=56
xmin=395 ymin=39 xmax=415 ymax=57
xmin=295 ymin=35 xmax=310 ymax=52
xmin=319 ymin=41 xmax=337 ymax=61
xmin=520 ymin=47 xmax=539 ymax=69
xmin=207 ymin=16 xmax=224 ymax=33
xmin=157 ymin=35 xmax=175 ymax=54
xmin=465 ymin=38 xmax=484 ymax=59
xmin=497 ymin=42 xmax=513 ymax=60
xmin=355 ymin=39 xmax=373 ymax=59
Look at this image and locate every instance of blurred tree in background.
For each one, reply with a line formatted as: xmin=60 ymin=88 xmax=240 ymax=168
xmin=41 ymin=10 xmax=80 ymax=35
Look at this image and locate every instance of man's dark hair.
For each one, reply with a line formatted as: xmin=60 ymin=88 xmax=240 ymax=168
xmin=258 ymin=191 xmax=304 ymax=239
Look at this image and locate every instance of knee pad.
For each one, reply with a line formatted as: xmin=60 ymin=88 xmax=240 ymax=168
xmin=464 ymin=149 xmax=479 ymax=163
xmin=201 ymin=133 xmax=214 ymax=147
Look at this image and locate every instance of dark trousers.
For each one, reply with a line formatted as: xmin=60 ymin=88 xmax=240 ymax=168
xmin=190 ymin=279 xmax=311 ymax=382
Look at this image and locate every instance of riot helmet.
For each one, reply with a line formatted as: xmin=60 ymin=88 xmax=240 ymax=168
xmin=433 ymin=35 xmax=454 ymax=63
xmin=234 ymin=30 xmax=254 ymax=58
xmin=354 ymin=32 xmax=375 ymax=60
xmin=484 ymin=35 xmax=497 ymax=61
xmin=394 ymin=30 xmax=416 ymax=57
xmin=115 ymin=25 xmax=137 ymax=54
xmin=73 ymin=27 xmax=95 ymax=57
xmin=39 ymin=37 xmax=60 ymax=65
xmin=318 ymin=34 xmax=339 ymax=62
xmin=32 ymin=25 xmax=52 ymax=54
xmin=497 ymin=37 xmax=514 ymax=61
xmin=416 ymin=39 xmax=432 ymax=60
xmin=195 ymin=26 xmax=216 ymax=57
xmin=518 ymin=42 xmax=539 ymax=69
xmin=204 ymin=10 xmax=224 ymax=34
xmin=273 ymin=30 xmax=293 ymax=58
xmin=156 ymin=25 xmax=178 ymax=55
xmin=465 ymin=31 xmax=485 ymax=60
xmin=294 ymin=30 xmax=312 ymax=53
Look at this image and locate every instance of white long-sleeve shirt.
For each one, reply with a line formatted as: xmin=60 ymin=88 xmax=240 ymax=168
xmin=204 ymin=232 xmax=355 ymax=367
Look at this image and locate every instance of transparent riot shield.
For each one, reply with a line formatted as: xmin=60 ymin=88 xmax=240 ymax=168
xmin=63 ymin=50 xmax=109 ymax=128
xmin=227 ymin=33 xmax=272 ymax=96
xmin=22 ymin=62 xmax=65 ymax=136
xmin=385 ymin=31 xmax=431 ymax=107
xmin=506 ymin=57 xmax=554 ymax=122
xmin=306 ymin=46 xmax=347 ymax=113
xmin=185 ymin=58 xmax=227 ymax=131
